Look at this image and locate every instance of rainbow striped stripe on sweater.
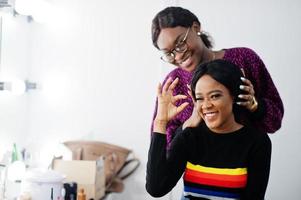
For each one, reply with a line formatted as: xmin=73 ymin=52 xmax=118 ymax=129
xmin=183 ymin=162 xmax=247 ymax=199
xmin=146 ymin=125 xmax=271 ymax=199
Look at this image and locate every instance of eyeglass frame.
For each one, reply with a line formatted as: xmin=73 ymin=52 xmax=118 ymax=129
xmin=160 ymin=28 xmax=190 ymax=63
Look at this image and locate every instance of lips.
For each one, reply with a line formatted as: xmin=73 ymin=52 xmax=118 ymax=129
xmin=178 ymin=52 xmax=193 ymax=69
xmin=203 ymin=111 xmax=218 ymax=121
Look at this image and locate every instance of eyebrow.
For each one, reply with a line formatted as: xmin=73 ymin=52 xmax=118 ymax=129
xmin=195 ymin=90 xmax=223 ymax=96
xmin=160 ymin=33 xmax=186 ymax=51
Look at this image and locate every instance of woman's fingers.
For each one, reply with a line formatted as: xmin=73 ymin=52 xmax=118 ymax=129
xmin=187 ymin=84 xmax=191 ymax=91
xmin=239 ymin=85 xmax=254 ymax=96
xmin=240 ymin=68 xmax=246 ymax=77
xmin=238 ymin=94 xmax=253 ymax=101
xmin=187 ymin=84 xmax=195 ymax=103
xmin=161 ymin=77 xmax=179 ymax=95
xmin=237 ymin=94 xmax=256 ymax=110
xmin=238 ymin=77 xmax=257 ymax=110
xmin=240 ymin=77 xmax=255 ymax=95
xmin=169 ymin=77 xmax=179 ymax=91
xmin=157 ymin=82 xmax=162 ymax=97
xmin=172 ymin=94 xmax=187 ymax=104
xmin=158 ymin=77 xmax=182 ymax=105
xmin=177 ymin=102 xmax=189 ymax=113
xmin=156 ymin=77 xmax=188 ymax=122
xmin=162 ymin=77 xmax=173 ymax=95
xmin=236 ymin=101 xmax=252 ymax=107
xmin=241 ymin=77 xmax=251 ymax=86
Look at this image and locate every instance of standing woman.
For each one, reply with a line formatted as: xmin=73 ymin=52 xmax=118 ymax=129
xmin=150 ymin=7 xmax=284 ymax=147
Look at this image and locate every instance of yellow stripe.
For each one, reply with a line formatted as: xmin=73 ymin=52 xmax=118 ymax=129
xmin=186 ymin=162 xmax=247 ymax=175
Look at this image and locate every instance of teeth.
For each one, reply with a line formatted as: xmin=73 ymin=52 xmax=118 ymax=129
xmin=205 ymin=113 xmax=215 ymax=117
xmin=179 ymin=52 xmax=191 ymax=65
xmin=180 ymin=57 xmax=188 ymax=64
xmin=204 ymin=112 xmax=218 ymax=121
xmin=180 ymin=56 xmax=191 ymax=67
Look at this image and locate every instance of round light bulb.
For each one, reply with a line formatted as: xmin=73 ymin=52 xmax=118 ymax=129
xmin=11 ymin=80 xmax=26 ymax=95
xmin=7 ymin=160 xmax=26 ymax=181
xmin=14 ymin=0 xmax=36 ymax=16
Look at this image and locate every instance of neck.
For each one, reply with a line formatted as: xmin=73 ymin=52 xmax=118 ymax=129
xmin=201 ymin=49 xmax=215 ymax=63
xmin=210 ymin=115 xmax=243 ymax=134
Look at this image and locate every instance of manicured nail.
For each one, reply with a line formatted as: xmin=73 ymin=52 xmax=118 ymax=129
xmin=238 ymin=94 xmax=243 ymax=98
xmin=241 ymin=77 xmax=246 ymax=81
xmin=239 ymin=85 xmax=244 ymax=90
xmin=236 ymin=102 xmax=242 ymax=105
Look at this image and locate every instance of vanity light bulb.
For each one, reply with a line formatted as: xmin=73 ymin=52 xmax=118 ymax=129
xmin=14 ymin=0 xmax=34 ymax=16
xmin=7 ymin=160 xmax=26 ymax=181
xmin=10 ymin=80 xmax=26 ymax=95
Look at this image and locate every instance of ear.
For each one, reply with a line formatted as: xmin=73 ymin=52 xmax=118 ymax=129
xmin=192 ymin=22 xmax=201 ymax=33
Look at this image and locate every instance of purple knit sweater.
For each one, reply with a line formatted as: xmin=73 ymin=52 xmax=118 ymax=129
xmin=151 ymin=47 xmax=284 ymax=146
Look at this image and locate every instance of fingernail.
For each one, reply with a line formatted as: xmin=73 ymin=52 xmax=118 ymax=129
xmin=236 ymin=102 xmax=241 ymax=105
xmin=238 ymin=94 xmax=243 ymax=98
xmin=239 ymin=85 xmax=244 ymax=90
xmin=241 ymin=77 xmax=246 ymax=81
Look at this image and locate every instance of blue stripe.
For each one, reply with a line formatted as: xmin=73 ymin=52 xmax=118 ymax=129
xmin=184 ymin=186 xmax=240 ymax=198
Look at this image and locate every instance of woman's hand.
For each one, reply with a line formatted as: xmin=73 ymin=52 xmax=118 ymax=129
xmin=182 ymin=85 xmax=202 ymax=129
xmin=154 ymin=77 xmax=189 ymax=133
xmin=237 ymin=77 xmax=258 ymax=112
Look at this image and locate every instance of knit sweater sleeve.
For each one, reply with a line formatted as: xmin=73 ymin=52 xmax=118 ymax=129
xmin=227 ymin=48 xmax=284 ymax=133
xmin=146 ymin=132 xmax=187 ymax=197
xmin=243 ymin=133 xmax=272 ymax=200
xmin=246 ymin=48 xmax=284 ymax=133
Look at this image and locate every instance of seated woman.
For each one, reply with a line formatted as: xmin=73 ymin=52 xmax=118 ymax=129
xmin=146 ymin=59 xmax=272 ymax=200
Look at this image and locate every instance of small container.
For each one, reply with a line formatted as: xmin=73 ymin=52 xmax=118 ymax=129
xmin=77 ymin=188 xmax=86 ymax=200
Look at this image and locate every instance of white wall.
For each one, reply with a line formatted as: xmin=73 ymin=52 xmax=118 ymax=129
xmin=0 ymin=15 xmax=31 ymax=156
xmin=0 ymin=0 xmax=300 ymax=199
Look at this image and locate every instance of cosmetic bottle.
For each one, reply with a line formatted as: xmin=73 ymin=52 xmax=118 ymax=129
xmin=77 ymin=188 xmax=86 ymax=200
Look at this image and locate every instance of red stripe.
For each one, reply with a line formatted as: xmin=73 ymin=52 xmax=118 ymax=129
xmin=184 ymin=169 xmax=247 ymax=188
xmin=185 ymin=168 xmax=247 ymax=182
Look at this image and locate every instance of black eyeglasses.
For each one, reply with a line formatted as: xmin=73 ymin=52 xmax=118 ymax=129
xmin=160 ymin=28 xmax=190 ymax=63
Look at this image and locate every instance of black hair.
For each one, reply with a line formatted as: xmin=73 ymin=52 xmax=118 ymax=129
xmin=191 ymin=59 xmax=246 ymax=120
xmin=151 ymin=6 xmax=213 ymax=49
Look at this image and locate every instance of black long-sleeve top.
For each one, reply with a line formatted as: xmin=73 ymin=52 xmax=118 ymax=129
xmin=146 ymin=123 xmax=271 ymax=200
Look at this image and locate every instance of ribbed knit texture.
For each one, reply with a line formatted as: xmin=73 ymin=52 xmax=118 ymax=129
xmin=151 ymin=47 xmax=284 ymax=147
xmin=146 ymin=123 xmax=272 ymax=200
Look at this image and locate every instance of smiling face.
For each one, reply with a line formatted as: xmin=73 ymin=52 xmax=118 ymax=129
xmin=195 ymin=75 xmax=238 ymax=133
xmin=156 ymin=26 xmax=205 ymax=72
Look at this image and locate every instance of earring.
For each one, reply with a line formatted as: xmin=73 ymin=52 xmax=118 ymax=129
xmin=197 ymin=32 xmax=201 ymax=36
